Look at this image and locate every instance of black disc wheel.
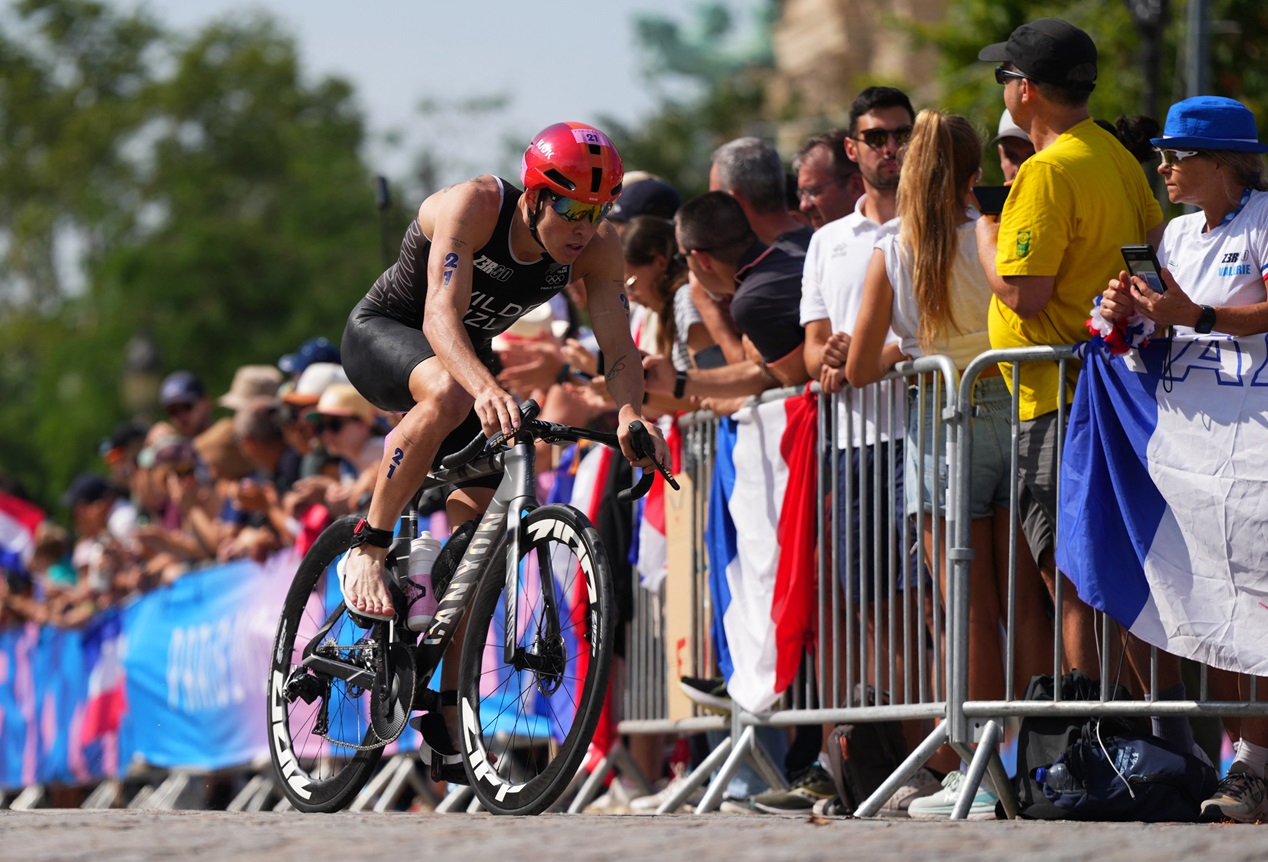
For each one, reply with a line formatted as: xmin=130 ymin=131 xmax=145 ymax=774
xmin=266 ymin=515 xmax=409 ymax=812
xmin=458 ymin=504 xmax=615 ymax=815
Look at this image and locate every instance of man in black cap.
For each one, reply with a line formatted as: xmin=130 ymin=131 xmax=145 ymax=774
xmin=973 ymin=19 xmax=1164 ymax=677
xmin=159 ymin=370 xmax=213 ymax=439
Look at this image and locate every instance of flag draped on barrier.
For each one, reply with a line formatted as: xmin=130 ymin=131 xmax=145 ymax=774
xmin=706 ymin=394 xmax=818 ymax=714
xmin=0 ymin=491 xmax=44 ymax=578
xmin=1057 ymin=336 xmax=1268 ymax=676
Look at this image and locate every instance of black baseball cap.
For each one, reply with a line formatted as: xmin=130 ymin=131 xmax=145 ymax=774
xmin=609 ymin=178 xmax=681 ymax=223
xmin=978 ymin=18 xmax=1097 ymax=93
xmin=62 ymin=473 xmax=114 ymax=508
xmin=160 ymin=370 xmax=205 ymax=407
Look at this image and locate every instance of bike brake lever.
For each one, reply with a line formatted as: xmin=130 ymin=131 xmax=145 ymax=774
xmin=630 ymin=422 xmax=680 ymax=491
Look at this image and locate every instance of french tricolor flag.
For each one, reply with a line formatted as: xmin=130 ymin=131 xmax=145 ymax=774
xmin=0 ymin=491 xmax=44 ymax=578
xmin=1057 ymin=336 xmax=1268 ymax=675
xmin=705 ymin=391 xmax=818 ymax=713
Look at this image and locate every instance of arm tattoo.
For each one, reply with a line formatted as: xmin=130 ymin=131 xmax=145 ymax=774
xmin=442 ymin=251 xmax=459 ymax=287
xmin=605 ymin=352 xmax=629 ymax=381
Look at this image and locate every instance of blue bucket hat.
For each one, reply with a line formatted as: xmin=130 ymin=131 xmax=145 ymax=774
xmin=1150 ymin=96 xmax=1268 ymax=154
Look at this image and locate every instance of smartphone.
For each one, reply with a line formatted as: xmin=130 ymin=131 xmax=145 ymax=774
xmin=973 ymin=185 xmax=1010 ymax=216
xmin=1121 ymin=244 xmax=1167 ymax=293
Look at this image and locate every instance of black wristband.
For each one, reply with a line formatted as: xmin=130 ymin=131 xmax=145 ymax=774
xmin=673 ymin=369 xmax=688 ymax=400
xmin=1195 ymin=304 xmax=1217 ymax=334
xmin=349 ymin=517 xmax=394 ymax=549
xmin=556 ymin=363 xmax=572 ymax=385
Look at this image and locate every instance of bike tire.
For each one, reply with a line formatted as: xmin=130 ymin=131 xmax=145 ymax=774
xmin=457 ymin=504 xmax=615 ymax=815
xmin=266 ymin=515 xmax=386 ymax=812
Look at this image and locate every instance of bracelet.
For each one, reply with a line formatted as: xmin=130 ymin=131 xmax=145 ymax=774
xmin=349 ymin=518 xmax=394 ymax=549
xmin=673 ymin=369 xmax=688 ymax=400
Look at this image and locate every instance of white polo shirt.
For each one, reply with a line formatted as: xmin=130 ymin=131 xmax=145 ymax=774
xmin=800 ymin=197 xmax=903 ymax=448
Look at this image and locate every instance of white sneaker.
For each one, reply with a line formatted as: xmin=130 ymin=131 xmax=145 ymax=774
xmin=906 ymin=770 xmax=999 ymax=820
xmin=629 ymin=765 xmax=705 ymax=814
xmin=582 ymin=778 xmax=636 ymax=815
xmin=877 ymin=767 xmax=942 ymax=818
xmin=1199 ymin=771 xmax=1267 ymax=823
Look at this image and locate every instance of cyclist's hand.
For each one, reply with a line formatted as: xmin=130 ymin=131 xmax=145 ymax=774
xmin=618 ymin=410 xmax=669 ymax=470
xmin=474 ymin=385 xmax=522 ymax=437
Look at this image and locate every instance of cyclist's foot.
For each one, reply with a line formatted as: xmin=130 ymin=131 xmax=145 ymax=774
xmin=411 ymin=696 xmax=467 ymax=785
xmin=336 ymin=546 xmax=395 ymax=622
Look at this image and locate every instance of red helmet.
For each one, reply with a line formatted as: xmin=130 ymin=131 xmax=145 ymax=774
xmin=521 ymin=122 xmax=624 ymax=205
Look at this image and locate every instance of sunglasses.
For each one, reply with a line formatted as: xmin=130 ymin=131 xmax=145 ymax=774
xmin=1156 ymin=148 xmax=1204 ymax=166
xmin=994 ymin=65 xmax=1031 ymax=86
xmin=853 ymin=126 xmax=913 ymax=151
xmin=547 ymin=192 xmax=613 ymax=225
xmin=165 ymin=402 xmax=194 ymax=417
xmin=315 ymin=416 xmax=352 ymax=434
xmin=797 ymin=179 xmax=841 ymax=201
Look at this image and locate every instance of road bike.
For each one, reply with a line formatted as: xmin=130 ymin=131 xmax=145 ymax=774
xmin=266 ymin=401 xmax=674 ymax=815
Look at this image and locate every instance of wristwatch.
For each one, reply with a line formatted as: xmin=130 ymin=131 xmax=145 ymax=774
xmin=673 ymin=369 xmax=689 ymax=400
xmin=349 ymin=518 xmax=394 ymax=549
xmin=1194 ymin=304 xmax=1217 ymax=334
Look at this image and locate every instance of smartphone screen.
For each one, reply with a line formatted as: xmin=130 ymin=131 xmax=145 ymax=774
xmin=973 ymin=185 xmax=1010 ymax=216
xmin=1121 ymin=244 xmax=1167 ymax=293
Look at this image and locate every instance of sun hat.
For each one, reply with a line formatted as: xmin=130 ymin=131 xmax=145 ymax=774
xmin=219 ymin=365 xmax=284 ymax=410
xmin=978 ymin=18 xmax=1097 ymax=93
xmin=609 ymin=177 xmax=682 ymax=223
xmin=281 ymin=362 xmax=350 ymax=408
xmin=1149 ymin=96 xmax=1268 ymax=154
xmin=306 ymin=384 xmax=378 ymax=423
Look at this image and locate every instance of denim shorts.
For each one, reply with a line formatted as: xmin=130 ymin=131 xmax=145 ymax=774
xmin=904 ymin=375 xmax=1013 ymax=519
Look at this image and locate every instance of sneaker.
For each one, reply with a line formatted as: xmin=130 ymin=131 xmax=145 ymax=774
xmin=679 ymin=676 xmax=732 ymax=712
xmin=906 ymin=770 xmax=998 ymax=821
xmin=1200 ymin=772 xmax=1267 ymax=823
xmin=629 ymin=764 xmax=705 ymax=814
xmin=876 ymin=767 xmax=942 ymax=818
xmin=750 ymin=763 xmax=836 ymax=814
xmin=718 ymin=796 xmax=760 ymax=814
xmin=811 ymin=795 xmax=850 ymax=817
xmin=582 ymin=778 xmax=635 ymax=815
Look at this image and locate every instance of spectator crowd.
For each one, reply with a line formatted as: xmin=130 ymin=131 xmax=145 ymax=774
xmin=4 ymin=17 xmax=1268 ymax=824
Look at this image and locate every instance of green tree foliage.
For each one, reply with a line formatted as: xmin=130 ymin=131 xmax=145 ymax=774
xmin=0 ymin=0 xmax=389 ymax=509
xmin=599 ymin=2 xmax=776 ymax=199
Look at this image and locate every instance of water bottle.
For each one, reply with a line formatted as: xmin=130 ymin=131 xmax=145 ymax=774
xmin=405 ymin=531 xmax=442 ymax=631
xmin=1037 ymin=762 xmax=1081 ymax=794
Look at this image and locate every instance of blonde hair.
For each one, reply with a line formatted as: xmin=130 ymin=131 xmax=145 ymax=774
xmin=897 ymin=110 xmax=982 ymax=352
xmin=1212 ymin=151 xmax=1268 ymax=202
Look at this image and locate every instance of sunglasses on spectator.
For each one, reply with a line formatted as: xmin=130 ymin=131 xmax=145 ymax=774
xmin=994 ymin=66 xmax=1032 ymax=86
xmin=797 ymin=179 xmax=842 ymax=201
xmin=165 ymin=402 xmax=194 ymax=417
xmin=853 ymin=126 xmax=912 ymax=151
xmin=1156 ymin=148 xmax=1204 ymax=166
xmin=546 ymin=191 xmax=613 ymax=225
xmin=170 ymin=464 xmax=197 ymax=480
xmin=315 ymin=416 xmax=353 ymax=434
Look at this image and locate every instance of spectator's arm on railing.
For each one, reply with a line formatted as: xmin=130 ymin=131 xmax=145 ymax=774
xmin=846 ymin=248 xmax=910 ymax=388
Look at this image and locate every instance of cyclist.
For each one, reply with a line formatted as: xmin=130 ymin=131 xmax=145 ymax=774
xmin=338 ymin=121 xmax=668 ymax=772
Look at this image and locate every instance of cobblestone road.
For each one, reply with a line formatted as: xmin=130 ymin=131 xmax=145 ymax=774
xmin=2 ymin=810 xmax=1264 ymax=862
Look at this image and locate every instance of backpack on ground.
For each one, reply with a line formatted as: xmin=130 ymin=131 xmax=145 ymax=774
xmin=822 ymin=720 xmax=907 ymax=814
xmin=1040 ymin=723 xmax=1217 ymax=822
xmin=1012 ymin=669 xmax=1144 ymax=817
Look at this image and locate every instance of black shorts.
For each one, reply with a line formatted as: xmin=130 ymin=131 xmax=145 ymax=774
xmin=341 ymin=298 xmax=501 ymax=489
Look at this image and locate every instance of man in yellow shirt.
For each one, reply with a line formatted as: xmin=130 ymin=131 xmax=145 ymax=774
xmin=975 ymin=18 xmax=1164 ymax=673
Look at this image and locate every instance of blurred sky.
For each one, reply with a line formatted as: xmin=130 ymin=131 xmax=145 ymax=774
xmin=118 ymin=0 xmax=765 ymax=190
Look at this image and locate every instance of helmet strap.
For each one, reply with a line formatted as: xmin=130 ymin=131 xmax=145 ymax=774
xmin=526 ymin=190 xmax=548 ymax=252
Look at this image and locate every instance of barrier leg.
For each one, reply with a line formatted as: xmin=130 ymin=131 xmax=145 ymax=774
xmin=686 ymin=733 xmax=736 ymax=814
xmin=350 ymin=754 xmax=406 ymax=811
xmin=566 ymin=750 xmax=616 ymax=813
xmin=434 ymin=784 xmax=474 ymax=813
xmin=82 ymin=780 xmax=121 ymax=809
xmin=10 ymin=785 xmax=45 ymax=810
xmin=854 ymin=720 xmax=947 ymax=818
xmin=695 ymin=723 xmax=786 ymax=813
xmin=951 ymin=719 xmax=1000 ymax=820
